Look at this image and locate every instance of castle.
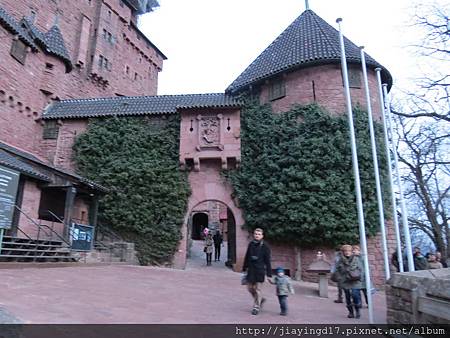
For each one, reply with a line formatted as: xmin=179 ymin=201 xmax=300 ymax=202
xmin=0 ymin=0 xmax=394 ymax=285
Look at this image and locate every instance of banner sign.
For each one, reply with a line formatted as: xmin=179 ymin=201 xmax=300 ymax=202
xmin=70 ymin=222 xmax=94 ymax=251
xmin=0 ymin=165 xmax=20 ymax=229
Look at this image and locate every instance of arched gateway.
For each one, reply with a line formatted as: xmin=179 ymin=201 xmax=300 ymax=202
xmin=172 ymin=106 xmax=249 ymax=271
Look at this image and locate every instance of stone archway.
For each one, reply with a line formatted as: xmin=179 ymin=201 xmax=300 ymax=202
xmin=185 ymin=199 xmax=237 ymax=268
xmin=172 ymin=159 xmax=248 ymax=270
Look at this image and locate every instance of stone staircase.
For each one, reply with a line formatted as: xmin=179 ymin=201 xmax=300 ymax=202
xmin=0 ymin=236 xmax=78 ymax=262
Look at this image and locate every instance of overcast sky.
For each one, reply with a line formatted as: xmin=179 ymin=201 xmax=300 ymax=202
xmin=139 ymin=0 xmax=436 ymax=95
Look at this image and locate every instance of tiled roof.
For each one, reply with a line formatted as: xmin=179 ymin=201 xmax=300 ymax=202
xmin=226 ymin=9 xmax=392 ymax=94
xmin=0 ymin=7 xmax=72 ymax=72
xmin=21 ymin=17 xmax=72 ymax=72
xmin=0 ymin=142 xmax=107 ymax=192
xmin=42 ymin=25 xmax=73 ymax=72
xmin=0 ymin=7 xmax=37 ymax=49
xmin=0 ymin=149 xmax=51 ymax=182
xmin=43 ymin=93 xmax=242 ymax=119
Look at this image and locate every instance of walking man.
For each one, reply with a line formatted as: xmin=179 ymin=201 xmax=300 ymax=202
xmin=243 ymin=228 xmax=272 ymax=315
xmin=213 ymin=230 xmax=223 ymax=261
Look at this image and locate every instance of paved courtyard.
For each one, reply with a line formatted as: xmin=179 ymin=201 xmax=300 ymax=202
xmin=0 ymin=241 xmax=387 ymax=324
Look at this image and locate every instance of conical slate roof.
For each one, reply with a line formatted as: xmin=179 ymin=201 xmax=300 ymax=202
xmin=19 ymin=17 xmax=72 ymax=72
xmin=226 ymin=9 xmax=392 ymax=94
xmin=43 ymin=25 xmax=73 ymax=72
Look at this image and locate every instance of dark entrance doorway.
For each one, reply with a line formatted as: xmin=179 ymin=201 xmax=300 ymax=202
xmin=191 ymin=212 xmax=208 ymax=240
xmin=186 ymin=200 xmax=236 ymax=269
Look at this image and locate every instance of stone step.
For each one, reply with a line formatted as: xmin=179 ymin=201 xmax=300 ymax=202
xmin=1 ymin=242 xmax=68 ymax=250
xmin=3 ymin=236 xmax=63 ymax=246
xmin=0 ymin=254 xmax=77 ymax=262
xmin=1 ymin=248 xmax=71 ymax=254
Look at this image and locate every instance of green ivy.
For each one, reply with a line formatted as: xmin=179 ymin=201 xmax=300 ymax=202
xmin=225 ymin=100 xmax=391 ymax=247
xmin=73 ymin=116 xmax=190 ymax=265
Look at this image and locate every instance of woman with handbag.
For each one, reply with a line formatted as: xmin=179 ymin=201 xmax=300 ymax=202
xmin=204 ymin=233 xmax=214 ymax=266
xmin=335 ymin=244 xmax=363 ymax=319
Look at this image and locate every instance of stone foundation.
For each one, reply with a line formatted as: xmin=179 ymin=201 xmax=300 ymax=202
xmin=74 ymin=242 xmax=138 ymax=265
xmin=386 ymin=268 xmax=450 ymax=324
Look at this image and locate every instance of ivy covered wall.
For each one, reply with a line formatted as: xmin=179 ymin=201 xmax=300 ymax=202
xmin=225 ymin=101 xmax=390 ymax=247
xmin=73 ymin=115 xmax=190 ymax=265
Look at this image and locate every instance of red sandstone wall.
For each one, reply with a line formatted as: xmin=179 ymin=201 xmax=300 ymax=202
xmin=0 ymin=0 xmax=163 ymax=155
xmin=268 ymin=221 xmax=398 ymax=288
xmin=179 ymin=108 xmax=241 ymax=170
xmin=259 ymin=64 xmax=383 ymax=121
xmin=16 ymin=180 xmax=41 ymax=239
xmin=52 ymin=120 xmax=89 ymax=170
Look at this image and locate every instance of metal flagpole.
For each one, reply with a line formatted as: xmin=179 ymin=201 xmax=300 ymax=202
xmin=375 ymin=69 xmax=404 ymax=273
xmin=383 ymin=84 xmax=415 ymax=272
xmin=360 ymin=47 xmax=390 ymax=281
xmin=336 ymin=18 xmax=373 ymax=324
xmin=0 ymin=229 xmax=3 ymax=253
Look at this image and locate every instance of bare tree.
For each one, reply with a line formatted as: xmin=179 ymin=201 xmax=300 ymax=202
xmin=394 ymin=115 xmax=450 ymax=259
xmin=394 ymin=2 xmax=450 ymax=122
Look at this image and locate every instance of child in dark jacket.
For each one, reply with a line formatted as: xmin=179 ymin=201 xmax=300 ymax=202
xmin=269 ymin=267 xmax=295 ymax=315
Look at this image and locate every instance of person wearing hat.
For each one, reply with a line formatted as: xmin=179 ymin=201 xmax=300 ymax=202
xmin=269 ymin=266 xmax=295 ymax=316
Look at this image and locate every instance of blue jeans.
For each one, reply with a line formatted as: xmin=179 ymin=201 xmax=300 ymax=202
xmin=344 ymin=288 xmax=361 ymax=308
xmin=278 ymin=295 xmax=288 ymax=314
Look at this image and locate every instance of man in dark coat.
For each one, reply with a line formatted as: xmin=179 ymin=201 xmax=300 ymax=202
xmin=213 ymin=230 xmax=223 ymax=262
xmin=243 ymin=228 xmax=272 ymax=315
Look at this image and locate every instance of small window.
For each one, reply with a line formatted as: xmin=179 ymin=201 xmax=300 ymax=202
xmin=98 ymin=55 xmax=104 ymax=68
xmin=43 ymin=120 xmax=59 ymax=139
xmin=45 ymin=63 xmax=54 ymax=70
xmin=10 ymin=39 xmax=27 ymax=65
xmin=268 ymin=77 xmax=286 ymax=101
xmin=134 ymin=72 xmax=138 ymax=80
xmin=125 ymin=65 xmax=130 ymax=74
xmin=348 ymin=68 xmax=361 ymax=88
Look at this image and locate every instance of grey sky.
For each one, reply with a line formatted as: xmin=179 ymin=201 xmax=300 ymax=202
xmin=139 ymin=0 xmax=426 ymax=95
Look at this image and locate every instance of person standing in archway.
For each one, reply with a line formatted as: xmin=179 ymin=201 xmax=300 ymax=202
xmin=213 ymin=230 xmax=223 ymax=261
xmin=243 ymin=228 xmax=272 ymax=315
xmin=204 ymin=233 xmax=214 ymax=266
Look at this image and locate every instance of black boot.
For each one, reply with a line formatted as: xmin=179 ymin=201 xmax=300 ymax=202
xmin=355 ymin=305 xmax=361 ymax=319
xmin=347 ymin=305 xmax=354 ymax=318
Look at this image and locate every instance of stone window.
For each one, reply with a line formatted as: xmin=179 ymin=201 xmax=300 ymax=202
xmin=103 ymin=29 xmax=114 ymax=44
xmin=342 ymin=67 xmax=362 ymax=89
xmin=10 ymin=39 xmax=27 ymax=65
xmin=45 ymin=63 xmax=54 ymax=73
xmin=98 ymin=55 xmax=112 ymax=70
xmin=268 ymin=77 xmax=286 ymax=101
xmin=43 ymin=120 xmax=59 ymax=139
xmin=348 ymin=67 xmax=361 ymax=88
